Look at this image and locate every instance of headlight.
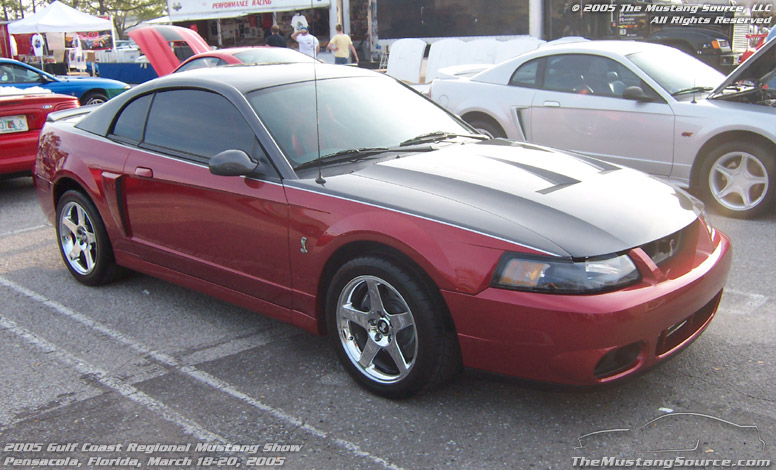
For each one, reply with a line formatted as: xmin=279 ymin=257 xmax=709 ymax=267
xmin=492 ymin=253 xmax=640 ymax=294
xmin=698 ymin=208 xmax=714 ymax=238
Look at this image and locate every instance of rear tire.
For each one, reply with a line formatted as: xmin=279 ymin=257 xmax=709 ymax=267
xmin=697 ymin=141 xmax=773 ymax=219
xmin=56 ymin=190 xmax=121 ymax=285
xmin=326 ymin=256 xmax=460 ymax=398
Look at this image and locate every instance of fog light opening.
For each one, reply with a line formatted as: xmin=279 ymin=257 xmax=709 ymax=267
xmin=594 ymin=342 xmax=642 ymax=379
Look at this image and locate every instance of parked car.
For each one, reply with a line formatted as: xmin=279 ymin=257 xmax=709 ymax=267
xmin=646 ymin=27 xmax=737 ymax=72
xmin=0 ymin=58 xmax=130 ymax=106
xmin=1 ymin=87 xmax=79 ymax=177
xmin=128 ymin=25 xmax=315 ymax=77
xmin=429 ymin=40 xmax=776 ymax=218
xmin=34 ymin=64 xmax=731 ymax=397
xmin=173 ymin=47 xmax=317 ymax=73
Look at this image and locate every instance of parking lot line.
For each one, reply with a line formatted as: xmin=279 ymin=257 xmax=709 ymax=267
xmin=0 ymin=224 xmax=49 ymax=238
xmin=0 ymin=314 xmax=227 ymax=444
xmin=0 ymin=276 xmax=406 ymax=470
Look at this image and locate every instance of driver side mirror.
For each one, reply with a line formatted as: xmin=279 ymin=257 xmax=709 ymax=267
xmin=623 ymin=86 xmax=654 ymax=102
xmin=209 ymin=149 xmax=260 ymax=177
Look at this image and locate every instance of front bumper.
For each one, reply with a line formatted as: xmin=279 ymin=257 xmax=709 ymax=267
xmin=443 ymin=222 xmax=732 ymax=386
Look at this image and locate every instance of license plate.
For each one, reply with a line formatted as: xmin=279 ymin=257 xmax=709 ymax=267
xmin=0 ymin=115 xmax=29 ymax=134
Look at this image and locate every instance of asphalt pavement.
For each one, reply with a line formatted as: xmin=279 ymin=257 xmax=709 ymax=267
xmin=0 ymin=175 xmax=774 ymax=469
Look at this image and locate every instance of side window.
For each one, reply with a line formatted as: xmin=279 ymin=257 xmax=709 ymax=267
xmin=606 ymin=61 xmax=662 ymax=101
xmin=543 ymin=54 xmax=659 ymax=99
xmin=544 ymin=55 xmax=593 ymax=94
xmin=143 ymin=89 xmax=255 ymax=161
xmin=111 ymin=94 xmax=152 ymax=142
xmin=509 ymin=58 xmax=542 ymax=88
xmin=3 ymin=64 xmax=42 ymax=84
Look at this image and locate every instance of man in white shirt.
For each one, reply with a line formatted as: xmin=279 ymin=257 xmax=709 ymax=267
xmin=291 ymin=27 xmax=319 ymax=58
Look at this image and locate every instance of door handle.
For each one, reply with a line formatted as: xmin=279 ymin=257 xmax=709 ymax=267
xmin=543 ymin=101 xmax=561 ymax=107
xmin=134 ymin=167 xmax=153 ymax=178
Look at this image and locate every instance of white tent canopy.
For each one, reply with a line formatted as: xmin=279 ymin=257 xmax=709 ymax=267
xmin=8 ymin=1 xmax=112 ymax=34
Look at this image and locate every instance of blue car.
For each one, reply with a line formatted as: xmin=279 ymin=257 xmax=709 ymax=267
xmin=0 ymin=58 xmax=129 ymax=105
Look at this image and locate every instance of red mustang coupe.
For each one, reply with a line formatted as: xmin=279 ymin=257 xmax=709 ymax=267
xmin=34 ymin=64 xmax=732 ymax=397
xmin=1 ymin=88 xmax=79 ymax=177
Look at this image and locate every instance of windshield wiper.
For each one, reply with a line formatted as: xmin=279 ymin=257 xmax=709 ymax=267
xmin=399 ymin=131 xmax=489 ymax=147
xmin=293 ymin=147 xmax=390 ymax=170
xmin=672 ymin=86 xmax=714 ymax=97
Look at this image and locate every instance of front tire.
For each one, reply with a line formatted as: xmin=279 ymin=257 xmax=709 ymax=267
xmin=697 ymin=141 xmax=773 ymax=219
xmin=80 ymin=91 xmax=108 ymax=106
xmin=326 ymin=256 xmax=460 ymax=398
xmin=467 ymin=118 xmax=506 ymax=139
xmin=56 ymin=190 xmax=120 ymax=285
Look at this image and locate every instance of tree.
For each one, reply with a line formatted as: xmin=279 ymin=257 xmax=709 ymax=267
xmin=6 ymin=0 xmax=165 ymax=38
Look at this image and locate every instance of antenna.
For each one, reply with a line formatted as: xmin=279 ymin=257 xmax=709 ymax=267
xmin=311 ymin=0 xmax=325 ymax=185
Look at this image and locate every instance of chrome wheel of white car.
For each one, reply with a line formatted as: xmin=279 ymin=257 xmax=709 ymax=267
xmin=56 ymin=190 xmax=121 ymax=285
xmin=326 ymin=256 xmax=461 ymax=398
xmin=701 ymin=142 xmax=773 ymax=218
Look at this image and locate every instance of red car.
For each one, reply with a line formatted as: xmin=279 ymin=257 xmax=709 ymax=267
xmin=128 ymin=25 xmax=315 ymax=76
xmin=34 ymin=64 xmax=732 ymax=398
xmin=1 ymin=88 xmax=79 ymax=177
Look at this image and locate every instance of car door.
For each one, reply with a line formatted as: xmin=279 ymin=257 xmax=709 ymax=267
xmin=528 ymin=54 xmax=676 ymax=176
xmin=112 ymin=89 xmax=292 ymax=314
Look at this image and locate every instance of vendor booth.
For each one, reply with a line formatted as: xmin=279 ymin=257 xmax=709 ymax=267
xmin=7 ymin=1 xmax=113 ymax=74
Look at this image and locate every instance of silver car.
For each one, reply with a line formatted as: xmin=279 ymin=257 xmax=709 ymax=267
xmin=429 ymin=39 xmax=775 ymax=218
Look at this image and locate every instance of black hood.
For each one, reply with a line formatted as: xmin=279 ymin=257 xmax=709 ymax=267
xmin=289 ymin=141 xmax=700 ymax=258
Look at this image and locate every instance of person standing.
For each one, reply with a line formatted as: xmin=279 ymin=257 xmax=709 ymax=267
xmin=265 ymin=25 xmax=286 ymax=47
xmin=291 ymin=27 xmax=319 ymax=58
xmin=327 ymin=24 xmax=359 ymax=65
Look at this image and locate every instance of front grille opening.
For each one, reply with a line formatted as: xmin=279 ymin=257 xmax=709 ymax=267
xmin=594 ymin=342 xmax=642 ymax=379
xmin=656 ymin=291 xmax=722 ymax=357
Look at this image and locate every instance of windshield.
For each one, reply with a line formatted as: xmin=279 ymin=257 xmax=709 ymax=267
xmin=627 ymin=48 xmax=724 ymax=96
xmin=233 ymin=48 xmax=317 ymax=64
xmin=247 ymin=76 xmax=473 ymax=168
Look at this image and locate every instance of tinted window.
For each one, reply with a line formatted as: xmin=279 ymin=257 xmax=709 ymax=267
xmin=143 ymin=89 xmax=254 ymax=160
xmin=248 ymin=76 xmax=472 ymax=167
xmin=112 ymin=94 xmax=152 ymax=142
xmin=544 ymin=54 xmax=649 ymax=98
xmin=509 ymin=59 xmax=541 ymax=87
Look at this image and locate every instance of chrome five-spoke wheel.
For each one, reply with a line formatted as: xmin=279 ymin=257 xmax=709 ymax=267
xmin=336 ymin=275 xmax=418 ymax=384
xmin=326 ymin=256 xmax=461 ymax=398
xmin=55 ymin=190 xmax=120 ymax=285
xmin=59 ymin=200 xmax=98 ymax=275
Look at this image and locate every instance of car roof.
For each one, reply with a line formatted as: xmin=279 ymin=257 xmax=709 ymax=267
xmin=76 ymin=63 xmax=383 ymax=137
xmin=537 ymin=40 xmax=667 ymax=56
xmin=152 ymin=62 xmax=378 ymax=93
xmin=471 ymin=40 xmax=672 ymax=83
